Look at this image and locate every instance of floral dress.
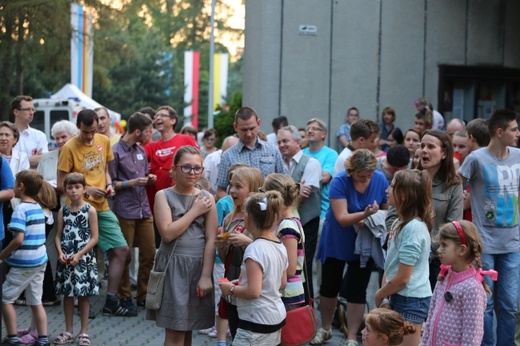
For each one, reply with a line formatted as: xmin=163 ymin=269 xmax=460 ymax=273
xmin=55 ymin=204 xmax=99 ymax=297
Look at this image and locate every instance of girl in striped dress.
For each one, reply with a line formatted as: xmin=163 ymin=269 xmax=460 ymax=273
xmin=263 ymin=173 xmax=305 ymax=309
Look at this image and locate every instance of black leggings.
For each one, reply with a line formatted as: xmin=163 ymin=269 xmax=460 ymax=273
xmin=320 ymin=258 xmax=374 ymax=304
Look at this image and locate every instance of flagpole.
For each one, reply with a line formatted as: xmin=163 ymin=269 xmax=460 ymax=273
xmin=208 ymin=0 xmax=215 ymax=129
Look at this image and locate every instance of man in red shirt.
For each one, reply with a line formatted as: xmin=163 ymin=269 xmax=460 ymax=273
xmin=143 ymin=106 xmax=197 ymax=245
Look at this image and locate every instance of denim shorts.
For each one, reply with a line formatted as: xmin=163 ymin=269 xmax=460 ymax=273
xmin=390 ymin=293 xmax=431 ymax=324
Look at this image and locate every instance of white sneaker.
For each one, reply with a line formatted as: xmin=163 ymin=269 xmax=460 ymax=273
xmin=198 ymin=326 xmax=216 ymax=335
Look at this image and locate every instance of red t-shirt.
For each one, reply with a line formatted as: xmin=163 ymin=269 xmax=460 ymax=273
xmin=144 ymin=134 xmax=198 ymax=212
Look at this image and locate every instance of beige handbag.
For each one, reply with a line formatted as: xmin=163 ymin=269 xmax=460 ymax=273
xmin=145 ymin=240 xmax=177 ymax=310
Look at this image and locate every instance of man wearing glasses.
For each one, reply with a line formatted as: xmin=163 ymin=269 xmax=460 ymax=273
xmin=143 ymin=106 xmax=197 ymax=243
xmin=11 ymin=95 xmax=48 ymax=168
xmin=303 ymin=118 xmax=338 ymax=219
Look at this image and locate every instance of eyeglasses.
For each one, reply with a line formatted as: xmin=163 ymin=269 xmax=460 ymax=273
xmin=154 ymin=113 xmax=170 ymax=119
xmin=18 ymin=108 xmax=35 ymax=112
xmin=306 ymin=126 xmax=323 ymax=132
xmin=204 ymin=137 xmax=216 ymax=142
xmin=177 ymin=165 xmax=204 ymax=174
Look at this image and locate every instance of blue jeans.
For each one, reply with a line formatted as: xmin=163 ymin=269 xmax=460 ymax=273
xmin=390 ymin=294 xmax=431 ymax=324
xmin=481 ymin=252 xmax=520 ymax=346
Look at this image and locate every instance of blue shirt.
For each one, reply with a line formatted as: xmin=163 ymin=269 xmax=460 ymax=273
xmin=216 ymin=195 xmax=233 ymax=227
xmin=317 ymin=170 xmax=388 ymax=262
xmin=6 ymin=202 xmax=48 ymax=268
xmin=384 ymin=218 xmax=432 ymax=298
xmin=303 ymin=146 xmax=339 ymax=218
xmin=216 ymin=138 xmax=286 ymax=190
xmin=0 ymin=157 xmax=14 ymax=241
xmin=336 ymin=123 xmax=351 ymax=151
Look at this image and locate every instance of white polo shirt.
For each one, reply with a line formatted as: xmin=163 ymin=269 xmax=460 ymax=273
xmin=14 ymin=126 xmax=48 ymax=157
xmin=285 ymin=150 xmax=322 ymax=189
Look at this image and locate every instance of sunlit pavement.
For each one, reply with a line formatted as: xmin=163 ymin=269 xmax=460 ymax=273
xmin=2 ymin=228 xmax=371 ymax=345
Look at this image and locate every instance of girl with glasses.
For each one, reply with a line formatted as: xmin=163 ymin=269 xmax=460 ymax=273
xmin=146 ymin=145 xmax=218 ymax=346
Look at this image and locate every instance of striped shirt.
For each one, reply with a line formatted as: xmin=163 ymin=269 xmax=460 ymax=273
xmin=277 ymin=217 xmax=305 ymax=306
xmin=6 ymin=202 xmax=48 ymax=268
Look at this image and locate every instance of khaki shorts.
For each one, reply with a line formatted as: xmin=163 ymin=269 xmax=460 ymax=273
xmin=97 ymin=210 xmax=128 ymax=252
xmin=3 ymin=264 xmax=46 ymax=305
xmin=233 ymin=328 xmax=281 ymax=346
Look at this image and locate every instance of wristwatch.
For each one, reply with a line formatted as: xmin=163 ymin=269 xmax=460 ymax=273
xmin=230 ymin=285 xmax=235 ymax=296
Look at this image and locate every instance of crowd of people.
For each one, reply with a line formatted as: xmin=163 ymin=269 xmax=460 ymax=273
xmin=0 ymin=94 xmax=519 ymax=346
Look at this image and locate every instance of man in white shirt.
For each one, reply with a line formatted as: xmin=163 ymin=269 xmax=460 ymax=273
xmin=334 ymin=119 xmax=380 ymax=175
xmin=11 ymin=95 xmax=48 ymax=168
xmin=266 ymin=115 xmax=288 ymax=147
xmin=277 ymin=125 xmax=322 ymax=299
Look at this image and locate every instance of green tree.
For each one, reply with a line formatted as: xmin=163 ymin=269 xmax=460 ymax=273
xmin=214 ymin=91 xmax=241 ymax=147
xmin=0 ymin=0 xmax=71 ymax=119
xmin=0 ymin=0 xmax=243 ymax=125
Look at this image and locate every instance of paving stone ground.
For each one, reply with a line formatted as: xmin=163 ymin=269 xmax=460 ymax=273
xmin=2 ymin=226 xmax=379 ymax=345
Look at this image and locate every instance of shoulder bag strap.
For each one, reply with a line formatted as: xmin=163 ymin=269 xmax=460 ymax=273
xmin=155 ymin=188 xmax=197 ymax=272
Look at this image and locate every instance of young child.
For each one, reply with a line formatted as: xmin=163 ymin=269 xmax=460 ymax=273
xmin=375 ymin=169 xmax=434 ymax=346
xmin=0 ymin=170 xmax=50 ymax=346
xmin=215 ymin=166 xmax=264 ymax=340
xmin=420 ymin=220 xmax=494 ymax=345
xmin=17 ymin=181 xmax=58 ymax=345
xmin=263 ymin=173 xmax=305 ymax=310
xmin=199 ymin=163 xmax=247 ymax=345
xmin=54 ymin=173 xmax=99 ymax=346
xmin=146 ymin=146 xmax=218 ymax=346
xmin=219 ymin=191 xmax=288 ymax=346
xmin=362 ymin=308 xmax=415 ymax=346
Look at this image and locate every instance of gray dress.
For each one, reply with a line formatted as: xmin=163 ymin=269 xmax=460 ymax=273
xmin=146 ymin=188 xmax=214 ymax=331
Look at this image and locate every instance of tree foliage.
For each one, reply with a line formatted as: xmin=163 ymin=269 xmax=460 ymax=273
xmin=0 ymin=0 xmax=243 ymax=127
xmin=214 ymin=91 xmax=242 ymax=148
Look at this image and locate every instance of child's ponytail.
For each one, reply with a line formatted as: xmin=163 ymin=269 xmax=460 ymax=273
xmin=244 ymin=191 xmax=283 ymax=231
xmin=36 ymin=180 xmax=58 ymax=210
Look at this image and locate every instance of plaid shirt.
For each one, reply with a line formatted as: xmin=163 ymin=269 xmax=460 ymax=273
xmin=216 ymin=138 xmax=286 ymax=190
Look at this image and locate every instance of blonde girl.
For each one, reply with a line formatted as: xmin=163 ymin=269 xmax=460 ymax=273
xmin=216 ymin=166 xmax=264 ymax=340
xmin=219 ymin=191 xmax=288 ymax=346
xmin=362 ymin=308 xmax=415 ymax=346
xmin=420 ymin=220 xmax=493 ymax=345
xmin=263 ymin=173 xmax=305 ymax=309
xmin=54 ymin=173 xmax=99 ymax=346
xmin=375 ymin=169 xmax=434 ymax=346
xmin=146 ymin=145 xmax=217 ymax=346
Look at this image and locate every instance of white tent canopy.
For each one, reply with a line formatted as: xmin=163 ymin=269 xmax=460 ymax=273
xmin=51 ymin=83 xmax=121 ymax=121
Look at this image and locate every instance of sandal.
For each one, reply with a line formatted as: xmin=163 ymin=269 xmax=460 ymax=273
xmin=78 ymin=334 xmax=90 ymax=346
xmin=19 ymin=332 xmax=38 ymax=345
xmin=309 ymin=328 xmax=332 ymax=345
xmin=17 ymin=328 xmax=31 ymax=337
xmin=53 ymin=331 xmax=74 ymax=345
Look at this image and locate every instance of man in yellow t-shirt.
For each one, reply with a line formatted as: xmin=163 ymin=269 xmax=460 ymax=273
xmin=57 ymin=109 xmax=136 ymax=317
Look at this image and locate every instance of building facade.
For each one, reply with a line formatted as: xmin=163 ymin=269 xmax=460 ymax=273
xmin=243 ymin=0 xmax=520 ymax=145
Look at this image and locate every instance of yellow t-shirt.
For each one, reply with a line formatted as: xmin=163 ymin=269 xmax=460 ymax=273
xmin=58 ymin=134 xmax=114 ymax=211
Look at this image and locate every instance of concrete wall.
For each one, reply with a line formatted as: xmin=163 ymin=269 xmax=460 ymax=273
xmin=244 ymin=0 xmax=520 ymax=146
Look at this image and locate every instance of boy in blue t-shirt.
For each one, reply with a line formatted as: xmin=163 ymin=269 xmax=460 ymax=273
xmin=0 ymin=170 xmax=50 ymax=346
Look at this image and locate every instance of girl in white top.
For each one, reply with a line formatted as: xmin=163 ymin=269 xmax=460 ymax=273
xmin=220 ymin=191 xmax=288 ymax=345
